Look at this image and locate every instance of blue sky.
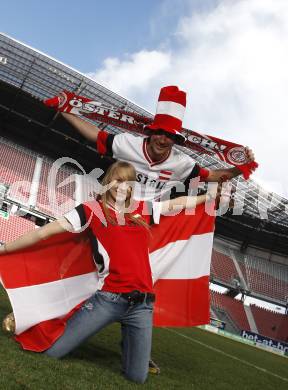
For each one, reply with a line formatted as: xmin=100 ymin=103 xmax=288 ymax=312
xmin=1 ymin=1 xmax=158 ymax=71
xmin=1 ymin=0 xmax=203 ymax=72
xmin=1 ymin=0 xmax=288 ymax=198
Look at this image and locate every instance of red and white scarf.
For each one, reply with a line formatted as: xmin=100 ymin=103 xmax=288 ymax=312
xmin=44 ymin=91 xmax=258 ymax=179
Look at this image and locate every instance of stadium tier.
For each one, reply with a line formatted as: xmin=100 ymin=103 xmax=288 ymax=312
xmin=211 ymin=291 xmax=288 ymax=342
xmin=0 ymin=215 xmax=35 ymax=242
xmin=250 ymin=305 xmax=288 ymax=343
xmin=36 ymin=159 xmax=76 ymax=216
xmin=0 ymin=136 xmax=78 ymax=217
xmin=211 ymin=245 xmax=288 ymax=305
xmin=0 ymin=139 xmax=36 ymax=204
xmin=210 ymin=291 xmax=250 ymax=332
xmin=238 ymin=255 xmax=288 ymax=303
xmin=211 ymin=249 xmax=239 ymax=285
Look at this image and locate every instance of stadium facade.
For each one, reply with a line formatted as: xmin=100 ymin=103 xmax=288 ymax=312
xmin=0 ymin=33 xmax=287 ymax=343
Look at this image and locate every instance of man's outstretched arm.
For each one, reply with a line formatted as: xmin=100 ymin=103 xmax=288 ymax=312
xmin=206 ymin=166 xmax=242 ymax=182
xmin=62 ymin=112 xmax=101 ymax=142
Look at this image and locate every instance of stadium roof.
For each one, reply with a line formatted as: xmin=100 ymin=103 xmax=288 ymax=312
xmin=1 ymin=32 xmax=288 ymax=255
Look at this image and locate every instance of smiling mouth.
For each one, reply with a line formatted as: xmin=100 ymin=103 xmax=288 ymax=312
xmin=116 ymin=189 xmax=129 ymax=197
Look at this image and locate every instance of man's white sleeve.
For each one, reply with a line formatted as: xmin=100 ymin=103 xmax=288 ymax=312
xmin=112 ymin=132 xmax=143 ymax=160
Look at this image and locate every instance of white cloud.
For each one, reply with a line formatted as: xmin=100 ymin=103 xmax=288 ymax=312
xmin=87 ymin=50 xmax=171 ymax=102
xmin=88 ymin=0 xmax=288 ymax=198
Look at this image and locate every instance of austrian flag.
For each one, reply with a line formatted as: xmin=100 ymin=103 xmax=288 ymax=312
xmin=159 ymin=170 xmax=173 ymax=181
xmin=0 ymin=204 xmax=215 ymax=352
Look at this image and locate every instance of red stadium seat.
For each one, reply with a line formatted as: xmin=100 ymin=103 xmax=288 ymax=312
xmin=210 ymin=291 xmax=250 ymax=332
xmin=0 ymin=139 xmax=78 ymax=217
xmin=0 ymin=142 xmax=36 ymax=204
xmin=250 ymin=304 xmax=288 ymax=343
xmin=233 ymin=252 xmax=288 ymax=303
xmin=0 ymin=215 xmax=35 ymax=242
xmin=211 ymin=245 xmax=288 ymax=305
xmin=211 ymin=249 xmax=240 ymax=285
xmin=36 ymin=160 xmax=76 ymax=217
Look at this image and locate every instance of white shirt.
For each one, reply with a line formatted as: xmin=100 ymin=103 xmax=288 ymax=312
xmin=97 ymin=131 xmax=203 ymax=201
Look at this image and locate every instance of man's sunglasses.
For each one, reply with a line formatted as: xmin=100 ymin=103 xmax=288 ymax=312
xmin=150 ymin=129 xmax=186 ymax=145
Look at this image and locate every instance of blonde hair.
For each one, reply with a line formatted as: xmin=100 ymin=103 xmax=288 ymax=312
xmin=100 ymin=161 xmax=149 ymax=229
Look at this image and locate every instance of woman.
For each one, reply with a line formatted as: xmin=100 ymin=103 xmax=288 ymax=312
xmin=0 ymin=161 xmax=216 ymax=384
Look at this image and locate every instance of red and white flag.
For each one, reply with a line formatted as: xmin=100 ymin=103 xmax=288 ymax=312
xmin=0 ymin=204 xmax=215 ymax=352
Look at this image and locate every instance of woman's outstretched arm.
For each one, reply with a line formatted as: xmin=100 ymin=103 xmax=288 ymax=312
xmin=159 ymin=181 xmax=228 ymax=215
xmin=159 ymin=193 xmax=210 ymax=215
xmin=0 ymin=218 xmax=72 ymax=255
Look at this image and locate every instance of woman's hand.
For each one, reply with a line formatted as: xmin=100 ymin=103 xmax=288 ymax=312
xmin=245 ymin=146 xmax=255 ymax=163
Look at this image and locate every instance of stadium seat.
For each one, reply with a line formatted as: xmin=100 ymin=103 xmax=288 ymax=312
xmin=232 ymin=250 xmax=288 ymax=304
xmin=210 ymin=291 xmax=251 ymax=332
xmin=0 ymin=215 xmax=35 ymax=242
xmin=250 ymin=304 xmax=288 ymax=342
xmin=211 ymin=249 xmax=240 ymax=285
xmin=0 ymin=138 xmax=79 ymax=218
xmin=36 ymin=160 xmax=76 ymax=217
xmin=0 ymin=140 xmax=36 ymax=204
xmin=211 ymin=244 xmax=288 ymax=305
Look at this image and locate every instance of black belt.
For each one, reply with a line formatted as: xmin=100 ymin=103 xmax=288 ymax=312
xmin=121 ymin=290 xmax=155 ymax=305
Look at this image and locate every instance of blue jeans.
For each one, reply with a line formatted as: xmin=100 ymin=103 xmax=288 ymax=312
xmin=45 ymin=290 xmax=154 ymax=384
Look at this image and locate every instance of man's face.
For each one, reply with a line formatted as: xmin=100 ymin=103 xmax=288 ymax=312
xmin=148 ymin=131 xmax=175 ymax=161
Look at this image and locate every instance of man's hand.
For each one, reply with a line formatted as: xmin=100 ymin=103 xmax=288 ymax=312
xmin=240 ymin=146 xmax=258 ymax=178
xmin=207 ymin=145 xmax=258 ymax=182
xmin=245 ymin=146 xmax=255 ymax=163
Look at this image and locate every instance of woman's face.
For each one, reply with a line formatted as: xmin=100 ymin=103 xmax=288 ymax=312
xmin=108 ymin=173 xmax=133 ymax=205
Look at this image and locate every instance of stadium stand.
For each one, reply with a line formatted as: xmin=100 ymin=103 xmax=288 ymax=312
xmin=250 ymin=304 xmax=288 ymax=343
xmin=36 ymin=160 xmax=76 ymax=217
xmin=211 ymin=249 xmax=239 ymax=285
xmin=210 ymin=291 xmax=251 ymax=332
xmin=211 ymin=243 xmax=288 ymax=305
xmin=0 ymin=215 xmax=35 ymax=242
xmin=230 ymin=249 xmax=249 ymax=288
xmin=0 ymin=137 xmax=79 ymax=217
xmin=236 ymin=254 xmax=288 ymax=303
xmin=211 ymin=307 xmax=240 ymax=334
xmin=0 ymin=138 xmax=36 ymax=204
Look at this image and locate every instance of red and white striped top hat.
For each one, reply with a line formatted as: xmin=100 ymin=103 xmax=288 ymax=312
xmin=146 ymin=85 xmax=186 ymax=142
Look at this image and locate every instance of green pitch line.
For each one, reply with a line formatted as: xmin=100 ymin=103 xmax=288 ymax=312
xmin=165 ymin=327 xmax=288 ymax=383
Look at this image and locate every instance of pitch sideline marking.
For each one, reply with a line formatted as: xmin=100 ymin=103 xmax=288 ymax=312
xmin=164 ymin=328 xmax=288 ymax=383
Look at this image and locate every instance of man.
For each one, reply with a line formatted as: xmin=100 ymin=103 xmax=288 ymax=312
xmin=61 ymin=85 xmax=255 ymax=201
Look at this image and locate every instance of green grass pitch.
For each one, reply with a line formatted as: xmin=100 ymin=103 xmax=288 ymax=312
xmin=0 ymin=287 xmax=287 ymax=390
